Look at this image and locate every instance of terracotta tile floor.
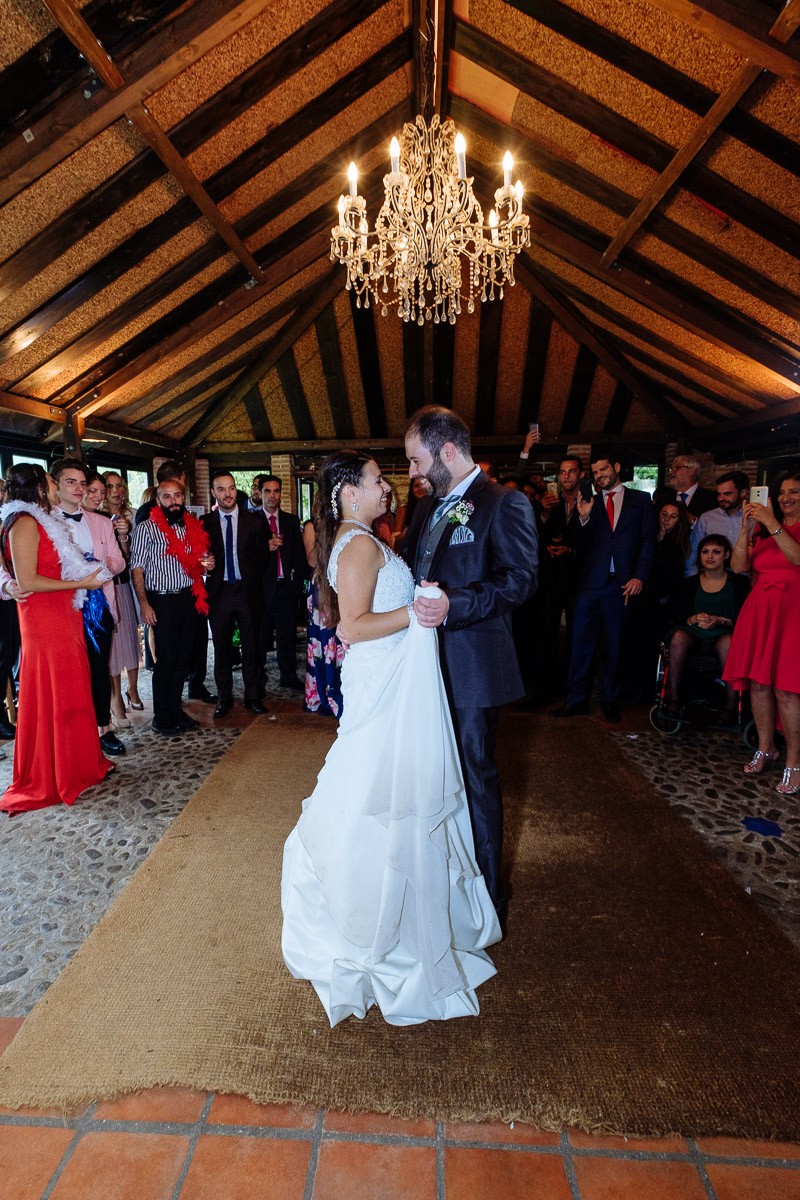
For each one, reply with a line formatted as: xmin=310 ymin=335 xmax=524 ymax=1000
xmin=2 ymin=1018 xmax=800 ymax=1200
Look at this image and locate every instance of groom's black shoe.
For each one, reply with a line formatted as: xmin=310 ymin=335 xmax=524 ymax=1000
xmin=550 ymin=702 xmax=590 ymax=717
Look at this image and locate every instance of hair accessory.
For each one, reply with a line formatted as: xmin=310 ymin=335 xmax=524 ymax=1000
xmin=330 ymin=480 xmax=344 ymax=519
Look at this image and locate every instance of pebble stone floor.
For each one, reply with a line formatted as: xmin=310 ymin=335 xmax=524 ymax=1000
xmin=2 ymin=666 xmax=800 ymax=1199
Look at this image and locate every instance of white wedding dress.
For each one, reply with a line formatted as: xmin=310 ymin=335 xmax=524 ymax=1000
xmin=281 ymin=526 xmax=501 ymax=1026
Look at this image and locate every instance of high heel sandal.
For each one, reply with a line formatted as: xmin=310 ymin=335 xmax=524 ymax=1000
xmin=126 ymin=690 xmax=144 ymax=711
xmin=776 ymin=767 xmax=800 ymax=796
xmin=111 ymin=711 xmax=131 ymax=729
xmin=743 ymin=749 xmax=780 ymax=775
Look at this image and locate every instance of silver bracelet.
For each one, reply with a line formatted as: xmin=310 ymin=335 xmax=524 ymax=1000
xmin=407 ymin=603 xmax=414 ymax=624
xmin=770 ymin=527 xmax=782 ymax=536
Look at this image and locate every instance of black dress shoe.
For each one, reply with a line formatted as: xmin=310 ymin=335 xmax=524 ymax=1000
xmin=550 ymin=702 xmax=590 ymax=717
xmin=0 ymin=718 xmax=15 ymax=740
xmin=99 ymin=731 xmax=126 ymax=755
xmin=214 ymin=701 xmax=233 ymax=719
xmin=175 ymin=713 xmax=200 ymax=730
xmin=601 ymin=701 xmax=621 ymax=723
xmin=244 ymin=701 xmax=268 ymax=715
xmin=187 ymin=687 xmax=217 ymax=704
xmin=151 ymin=720 xmax=184 ymax=736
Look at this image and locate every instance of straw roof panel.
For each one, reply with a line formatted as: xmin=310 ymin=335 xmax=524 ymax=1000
xmin=622 ymin=396 xmax=671 ymax=432
xmin=468 ymin=0 xmax=699 ymax=148
xmin=583 ymin=363 xmax=617 ymax=430
xmin=373 ymin=306 xmax=406 ymax=437
xmin=23 ymin=251 xmax=230 ymax=399
xmin=204 ymin=403 xmax=254 ymax=443
xmin=494 ymin=282 xmax=530 ymax=434
xmin=700 ymin=140 xmax=800 ymax=225
xmin=0 ymin=123 xmax=147 ymax=261
xmin=2 ymin=220 xmax=218 ymax=384
xmin=259 ymin=366 xmax=298 ymax=439
xmin=451 ymin=308 xmax=481 ymax=431
xmin=224 ymin=71 xmax=409 ymax=229
xmin=144 ymin=0 xmax=326 ymax=132
xmin=101 ymin=258 xmax=331 ymax=414
xmin=744 ymin=78 xmax=800 ymax=140
xmin=293 ymin=327 xmax=337 ymax=439
xmin=0 ymin=0 xmax=59 ymax=67
xmin=539 ymin=322 xmax=579 ymax=434
xmin=186 ymin=4 xmax=406 ymax=182
xmin=333 ymin=291 xmax=370 ymax=438
xmin=532 ymin=243 xmax=798 ymax=401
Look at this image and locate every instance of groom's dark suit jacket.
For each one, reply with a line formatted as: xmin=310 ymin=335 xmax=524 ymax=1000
xmin=401 ymin=472 xmax=538 ymax=707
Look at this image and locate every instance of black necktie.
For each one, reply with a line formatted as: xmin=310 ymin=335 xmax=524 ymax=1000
xmin=63 ymin=512 xmax=83 ymax=522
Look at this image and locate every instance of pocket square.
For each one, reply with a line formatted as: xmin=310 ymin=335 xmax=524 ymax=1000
xmin=450 ymin=526 xmax=475 ymax=545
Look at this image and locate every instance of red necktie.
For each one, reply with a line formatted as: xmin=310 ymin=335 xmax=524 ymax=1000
xmin=606 ymin=490 xmax=616 ymax=528
xmin=268 ymin=513 xmax=283 ymax=578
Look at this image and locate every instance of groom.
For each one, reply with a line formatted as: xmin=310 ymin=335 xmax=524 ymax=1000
xmin=402 ymin=406 xmax=538 ymax=925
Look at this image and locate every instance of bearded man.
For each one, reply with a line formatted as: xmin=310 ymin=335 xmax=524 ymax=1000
xmin=130 ymin=480 xmax=214 ymax=736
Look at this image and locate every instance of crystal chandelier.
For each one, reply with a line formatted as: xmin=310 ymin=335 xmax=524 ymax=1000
xmin=330 ymin=114 xmax=530 ymax=325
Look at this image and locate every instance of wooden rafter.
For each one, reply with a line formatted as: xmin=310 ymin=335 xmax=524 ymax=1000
xmin=0 ymin=0 xmax=275 ymax=206
xmin=41 ymin=0 xmax=266 ymax=285
xmin=694 ymin=395 xmax=800 ymax=444
xmin=183 ymin=266 xmax=346 ymax=446
xmin=642 ymin=0 xmax=800 ymax=84
xmin=0 ymin=389 xmax=179 ymax=450
xmin=514 ymin=257 xmax=691 ymax=432
xmin=599 ymin=2 xmax=800 ymax=267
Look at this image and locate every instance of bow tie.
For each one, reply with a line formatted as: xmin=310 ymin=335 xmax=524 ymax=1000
xmin=63 ymin=512 xmax=83 ymax=522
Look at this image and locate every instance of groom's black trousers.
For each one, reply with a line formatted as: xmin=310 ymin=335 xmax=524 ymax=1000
xmin=450 ymin=705 xmax=504 ymax=914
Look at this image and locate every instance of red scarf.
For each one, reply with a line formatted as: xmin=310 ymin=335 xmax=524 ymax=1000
xmin=150 ymin=505 xmax=211 ymax=615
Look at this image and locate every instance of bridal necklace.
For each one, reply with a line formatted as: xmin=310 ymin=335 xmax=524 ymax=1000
xmin=340 ymin=518 xmax=373 ymax=532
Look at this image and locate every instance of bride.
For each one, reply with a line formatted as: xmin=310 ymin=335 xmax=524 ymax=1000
xmin=281 ymin=450 xmax=501 ymax=1026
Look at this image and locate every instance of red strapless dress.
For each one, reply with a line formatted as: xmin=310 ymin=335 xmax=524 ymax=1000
xmin=723 ymin=521 xmax=800 ymax=693
xmin=1 ymin=525 xmax=113 ymax=815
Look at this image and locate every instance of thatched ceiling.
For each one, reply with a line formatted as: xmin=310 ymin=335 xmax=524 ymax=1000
xmin=0 ymin=0 xmax=798 ymax=467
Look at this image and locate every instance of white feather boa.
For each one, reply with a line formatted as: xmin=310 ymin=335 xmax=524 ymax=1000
xmin=1 ymin=500 xmax=112 ymax=610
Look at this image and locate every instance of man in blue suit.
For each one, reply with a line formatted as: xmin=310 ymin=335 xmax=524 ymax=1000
xmin=402 ymin=406 xmax=538 ymax=927
xmin=553 ymin=455 xmax=657 ymax=723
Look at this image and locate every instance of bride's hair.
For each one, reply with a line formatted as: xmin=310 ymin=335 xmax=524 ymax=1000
xmin=314 ymin=450 xmax=373 ymax=627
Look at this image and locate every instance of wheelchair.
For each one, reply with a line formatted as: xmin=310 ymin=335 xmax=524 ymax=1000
xmin=648 ymin=634 xmax=754 ymax=746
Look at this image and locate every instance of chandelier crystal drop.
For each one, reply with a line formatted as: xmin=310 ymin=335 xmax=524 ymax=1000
xmin=330 ymin=115 xmax=530 ymax=325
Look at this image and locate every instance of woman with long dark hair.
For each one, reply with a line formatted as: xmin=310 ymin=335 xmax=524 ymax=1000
xmin=724 ymin=466 xmax=800 ymax=794
xmin=101 ymin=471 xmax=144 ymax=720
xmin=0 ymin=464 xmax=114 ymax=814
xmin=282 ymin=450 xmax=500 ymax=1026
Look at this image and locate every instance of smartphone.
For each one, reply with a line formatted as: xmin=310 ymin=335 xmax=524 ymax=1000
xmin=750 ymin=485 xmax=769 ymax=506
xmin=528 ymin=421 xmax=539 ymax=436
xmin=546 ymin=480 xmax=559 ymax=496
xmin=579 ymin=478 xmax=594 ymax=503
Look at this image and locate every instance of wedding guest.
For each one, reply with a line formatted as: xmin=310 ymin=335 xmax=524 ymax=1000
xmin=686 ymin=471 xmax=749 ymax=575
xmin=256 ymin=475 xmax=307 ymax=692
xmin=101 ymin=472 xmax=144 ymax=719
xmin=392 ymin=477 xmax=426 ymax=548
xmin=654 ymin=455 xmax=716 ymax=523
xmin=724 ymin=467 xmax=800 ymax=794
xmin=0 ymin=464 xmax=112 ymax=814
xmin=130 ymin=480 xmax=215 ymax=736
xmin=302 ymin=515 xmax=343 ymax=718
xmin=0 ymin=478 xmax=20 ymax=742
xmin=52 ymin=460 xmax=126 ymax=758
xmin=201 ymin=470 xmax=266 ymax=717
xmin=663 ymin=534 xmax=749 ymax=724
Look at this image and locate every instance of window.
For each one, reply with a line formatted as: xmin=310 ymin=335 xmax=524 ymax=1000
xmin=628 ymin=465 xmax=657 ymax=497
xmin=12 ymin=454 xmax=48 ymax=471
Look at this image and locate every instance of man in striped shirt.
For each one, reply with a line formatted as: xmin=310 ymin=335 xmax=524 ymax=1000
xmin=130 ymin=481 xmax=214 ymax=736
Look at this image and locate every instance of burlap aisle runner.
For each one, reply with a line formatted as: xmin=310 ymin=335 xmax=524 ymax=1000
xmin=1 ymin=712 xmax=799 ymax=1137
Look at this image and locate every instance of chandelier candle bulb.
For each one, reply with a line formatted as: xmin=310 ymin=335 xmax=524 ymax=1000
xmin=347 ymin=162 xmax=358 ymax=197
xmin=503 ymin=151 xmax=513 ymax=188
xmin=455 ymin=132 xmax=467 ymax=179
xmin=390 ymin=137 xmax=400 ymax=174
xmin=489 ymin=208 xmax=499 ymax=244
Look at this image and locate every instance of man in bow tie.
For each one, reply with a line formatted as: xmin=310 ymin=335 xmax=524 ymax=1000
xmin=401 ymin=407 xmax=538 ymax=930
xmin=51 ymin=459 xmax=127 ymax=756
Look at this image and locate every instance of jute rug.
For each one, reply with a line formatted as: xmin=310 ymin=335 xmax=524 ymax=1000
xmin=1 ymin=712 xmax=799 ymax=1137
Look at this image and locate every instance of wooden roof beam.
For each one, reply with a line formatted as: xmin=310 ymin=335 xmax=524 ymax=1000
xmin=201 ymin=432 xmax=677 ymax=456
xmin=0 ymin=0 xmax=275 ymax=207
xmin=600 ymin=1 xmax=800 ymax=267
xmin=0 ymin=389 xmax=179 ymax=450
xmin=41 ymin=0 xmax=266 ymax=286
xmin=642 ymin=0 xmax=800 ymax=84
xmin=183 ymin=266 xmax=346 ymax=446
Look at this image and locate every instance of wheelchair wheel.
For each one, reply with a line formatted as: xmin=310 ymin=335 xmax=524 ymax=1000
xmin=741 ymin=718 xmax=758 ymax=752
xmin=649 ymin=703 xmax=682 ymax=735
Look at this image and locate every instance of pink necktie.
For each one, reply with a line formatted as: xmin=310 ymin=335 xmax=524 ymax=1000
xmin=268 ymin=513 xmax=283 ymax=578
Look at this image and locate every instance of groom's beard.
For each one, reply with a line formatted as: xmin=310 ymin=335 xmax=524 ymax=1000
xmin=423 ymin=456 xmax=453 ymax=499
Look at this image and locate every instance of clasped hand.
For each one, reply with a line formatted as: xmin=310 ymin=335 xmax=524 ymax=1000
xmin=413 ymin=579 xmax=449 ymax=628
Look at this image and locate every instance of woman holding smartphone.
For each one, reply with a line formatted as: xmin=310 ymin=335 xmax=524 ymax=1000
xmin=724 ymin=467 xmax=800 ymax=794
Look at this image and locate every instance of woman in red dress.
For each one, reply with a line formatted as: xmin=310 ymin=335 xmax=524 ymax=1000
xmin=0 ymin=464 xmax=114 ymax=815
xmin=724 ymin=467 xmax=800 ymax=795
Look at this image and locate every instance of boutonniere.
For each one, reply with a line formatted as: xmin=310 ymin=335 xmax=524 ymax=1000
xmin=448 ymin=500 xmax=474 ymax=526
